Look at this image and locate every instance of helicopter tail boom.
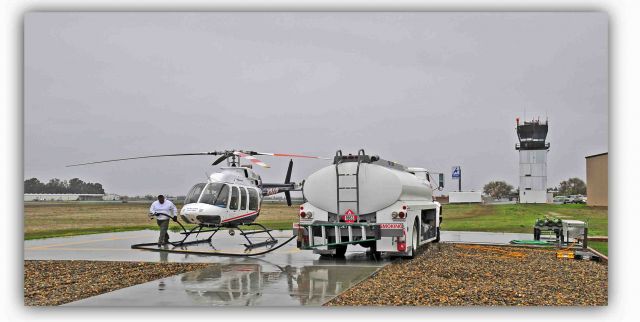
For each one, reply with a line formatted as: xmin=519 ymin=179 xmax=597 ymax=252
xmin=260 ymin=159 xmax=296 ymax=206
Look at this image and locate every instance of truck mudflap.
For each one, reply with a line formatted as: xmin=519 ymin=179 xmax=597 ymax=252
xmin=293 ymin=222 xmax=404 ymax=249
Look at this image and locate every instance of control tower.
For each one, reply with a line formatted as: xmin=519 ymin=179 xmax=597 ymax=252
xmin=515 ymin=117 xmax=550 ymax=203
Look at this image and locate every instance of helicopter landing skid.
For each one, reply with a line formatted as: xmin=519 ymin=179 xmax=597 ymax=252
xmin=235 ymin=223 xmax=278 ymax=249
xmin=130 ymin=220 xmax=291 ymax=257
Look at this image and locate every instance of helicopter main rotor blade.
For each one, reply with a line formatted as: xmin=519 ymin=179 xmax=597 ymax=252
xmin=254 ymin=152 xmax=330 ymax=160
xmin=233 ymin=151 xmax=270 ymax=168
xmin=211 ymin=154 xmax=231 ymax=166
xmin=66 ymin=152 xmax=220 ymax=167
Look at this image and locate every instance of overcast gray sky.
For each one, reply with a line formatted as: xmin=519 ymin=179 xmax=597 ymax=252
xmin=24 ymin=12 xmax=608 ymax=196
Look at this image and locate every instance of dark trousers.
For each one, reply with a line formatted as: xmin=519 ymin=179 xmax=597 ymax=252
xmin=157 ymin=219 xmax=170 ymax=244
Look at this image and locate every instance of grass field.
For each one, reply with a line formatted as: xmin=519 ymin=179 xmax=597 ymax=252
xmin=24 ymin=202 xmax=298 ymax=240
xmin=441 ymin=203 xmax=608 ymax=236
xmin=589 ymin=241 xmax=609 ymax=256
xmin=24 ymin=202 xmax=607 ymax=241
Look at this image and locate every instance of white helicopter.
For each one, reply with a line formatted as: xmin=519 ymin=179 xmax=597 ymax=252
xmin=67 ymin=149 xmax=329 ymax=250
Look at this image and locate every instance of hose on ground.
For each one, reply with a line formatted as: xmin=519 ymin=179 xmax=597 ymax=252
xmin=131 ymin=235 xmax=297 ymax=257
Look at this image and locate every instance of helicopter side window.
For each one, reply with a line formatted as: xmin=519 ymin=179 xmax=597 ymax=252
xmin=248 ymin=188 xmax=259 ymax=211
xmin=213 ymin=184 xmax=229 ymax=208
xmin=229 ymin=186 xmax=239 ymax=210
xmin=240 ymin=187 xmax=248 ymax=210
xmin=199 ymin=183 xmax=226 ymax=206
xmin=185 ymin=183 xmax=206 ymax=204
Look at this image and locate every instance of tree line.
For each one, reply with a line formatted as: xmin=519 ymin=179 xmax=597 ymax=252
xmin=482 ymin=177 xmax=586 ymax=199
xmin=24 ymin=178 xmax=105 ymax=194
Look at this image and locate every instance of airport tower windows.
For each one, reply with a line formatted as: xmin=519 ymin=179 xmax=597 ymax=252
xmin=248 ymin=188 xmax=259 ymax=210
xmin=185 ymin=183 xmax=206 ymax=204
xmin=230 ymin=186 xmax=239 ymax=210
xmin=240 ymin=187 xmax=248 ymax=210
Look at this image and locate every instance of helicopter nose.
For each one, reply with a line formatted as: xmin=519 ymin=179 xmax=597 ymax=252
xmin=182 ymin=204 xmax=223 ymax=226
xmin=180 ymin=203 xmax=207 ymax=223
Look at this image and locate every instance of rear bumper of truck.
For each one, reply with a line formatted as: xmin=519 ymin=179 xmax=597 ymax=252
xmin=293 ymin=222 xmax=405 ymax=249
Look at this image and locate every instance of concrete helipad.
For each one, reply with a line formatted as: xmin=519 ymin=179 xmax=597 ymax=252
xmin=24 ymin=229 xmax=533 ymax=306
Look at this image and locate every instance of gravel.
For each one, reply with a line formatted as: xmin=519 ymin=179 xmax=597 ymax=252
xmin=326 ymin=243 xmax=608 ymax=306
xmin=24 ymin=260 xmax=210 ymax=306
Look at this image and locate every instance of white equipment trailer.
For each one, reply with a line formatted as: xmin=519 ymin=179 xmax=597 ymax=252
xmin=293 ymin=150 xmax=444 ymax=258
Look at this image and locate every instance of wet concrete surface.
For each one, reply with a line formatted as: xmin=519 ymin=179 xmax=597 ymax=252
xmin=26 ymin=230 xmax=389 ymax=306
xmin=63 ymin=260 xmax=380 ymax=306
xmin=24 ymin=230 xmax=533 ymax=306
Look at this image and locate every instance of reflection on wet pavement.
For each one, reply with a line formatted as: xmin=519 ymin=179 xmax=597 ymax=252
xmin=25 ymin=229 xmax=532 ymax=306
xmin=173 ymin=262 xmax=376 ymax=306
xmin=63 ymin=255 xmax=382 ymax=306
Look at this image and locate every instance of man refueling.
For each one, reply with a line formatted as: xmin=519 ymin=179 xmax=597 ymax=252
xmin=149 ymin=194 xmax=178 ymax=245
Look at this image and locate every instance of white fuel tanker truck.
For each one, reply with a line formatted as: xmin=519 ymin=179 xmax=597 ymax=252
xmin=293 ymin=150 xmax=444 ymax=258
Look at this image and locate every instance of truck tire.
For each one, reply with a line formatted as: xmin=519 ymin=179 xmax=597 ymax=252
xmin=368 ymin=242 xmax=381 ymax=259
xmin=434 ymin=227 xmax=441 ymax=243
xmin=334 ymin=244 xmax=347 ymax=258
xmin=408 ymin=223 xmax=419 ymax=259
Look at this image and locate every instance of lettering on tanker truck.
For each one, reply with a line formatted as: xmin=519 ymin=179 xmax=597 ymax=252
xmin=379 ymin=223 xmax=404 ymax=237
xmin=380 ymin=223 xmax=403 ymax=229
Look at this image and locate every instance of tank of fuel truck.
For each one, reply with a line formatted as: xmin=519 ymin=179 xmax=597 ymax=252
xmin=302 ymin=161 xmax=432 ymax=215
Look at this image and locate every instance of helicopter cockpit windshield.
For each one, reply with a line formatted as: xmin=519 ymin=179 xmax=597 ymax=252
xmin=185 ymin=183 xmax=205 ymax=204
xmin=185 ymin=182 xmax=229 ymax=208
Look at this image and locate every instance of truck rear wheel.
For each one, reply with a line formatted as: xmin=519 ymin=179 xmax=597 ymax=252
xmin=334 ymin=244 xmax=347 ymax=258
xmin=368 ymin=242 xmax=381 ymax=259
xmin=408 ymin=223 xmax=419 ymax=259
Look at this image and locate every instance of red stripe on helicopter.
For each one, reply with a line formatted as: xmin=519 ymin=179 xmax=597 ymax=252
xmin=221 ymin=211 xmax=259 ymax=223
xmin=233 ymin=151 xmax=269 ymax=168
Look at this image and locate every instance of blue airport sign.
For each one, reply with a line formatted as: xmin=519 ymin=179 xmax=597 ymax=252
xmin=452 ymin=166 xmax=461 ymax=179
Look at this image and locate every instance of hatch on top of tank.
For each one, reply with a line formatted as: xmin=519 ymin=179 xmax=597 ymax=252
xmin=332 ymin=149 xmax=407 ymax=172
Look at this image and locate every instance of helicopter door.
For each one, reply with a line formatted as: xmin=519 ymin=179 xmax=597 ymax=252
xmin=240 ymin=187 xmax=248 ymax=211
xmin=229 ymin=186 xmax=240 ymax=215
xmin=248 ymin=188 xmax=259 ymax=211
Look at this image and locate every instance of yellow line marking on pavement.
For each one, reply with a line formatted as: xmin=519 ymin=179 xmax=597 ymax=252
xmin=26 ymin=235 xmax=146 ymax=250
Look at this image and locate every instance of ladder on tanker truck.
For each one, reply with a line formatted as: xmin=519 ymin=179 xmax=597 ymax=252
xmin=296 ymin=150 xmax=381 ymax=250
xmin=335 ymin=149 xmax=365 ymax=216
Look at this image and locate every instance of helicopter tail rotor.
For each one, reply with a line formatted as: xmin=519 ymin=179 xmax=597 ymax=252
xmin=285 ymin=159 xmax=293 ymax=184
xmin=283 ymin=159 xmax=293 ymax=206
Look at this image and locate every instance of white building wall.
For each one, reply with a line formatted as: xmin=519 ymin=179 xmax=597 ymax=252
xmin=449 ymin=191 xmax=482 ymax=203
xmin=24 ymin=194 xmax=81 ymax=201
xmin=519 ymin=190 xmax=548 ymax=203
xmin=24 ymin=194 xmax=105 ymax=201
xmin=519 ymin=149 xmax=548 ymax=203
xmin=102 ymin=194 xmax=121 ymax=201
